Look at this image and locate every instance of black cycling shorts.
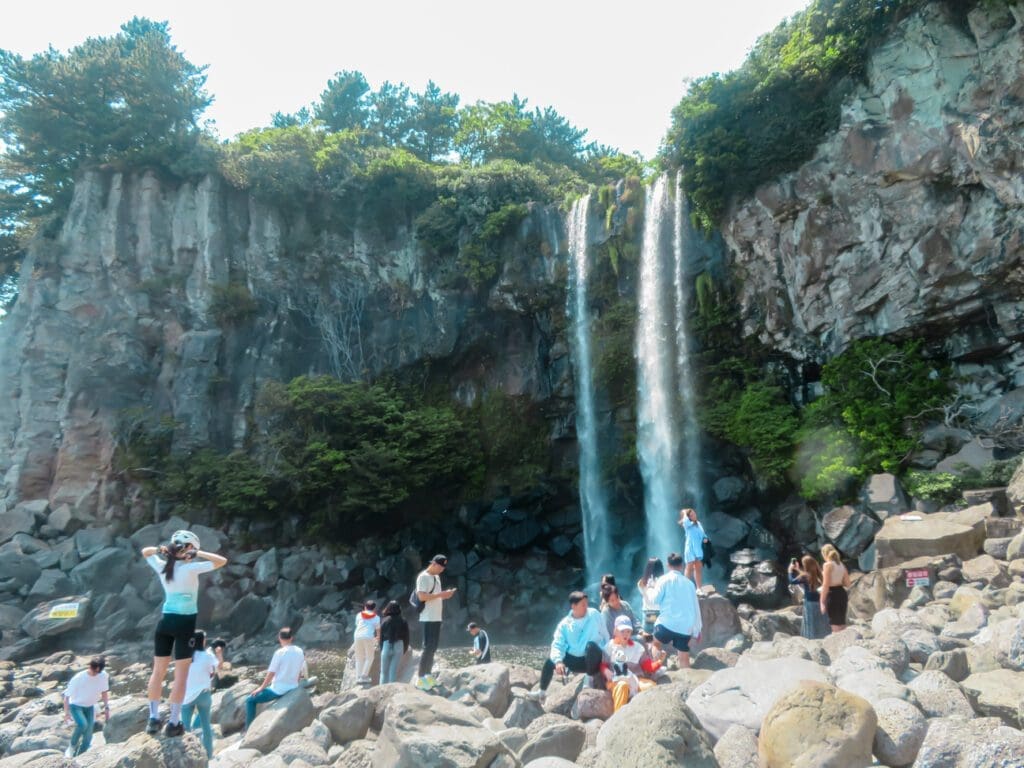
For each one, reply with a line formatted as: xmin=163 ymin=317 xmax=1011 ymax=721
xmin=653 ymin=624 xmax=692 ymax=653
xmin=154 ymin=613 xmax=197 ymax=660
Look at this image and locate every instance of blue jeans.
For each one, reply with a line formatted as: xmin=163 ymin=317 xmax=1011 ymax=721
xmin=69 ymin=704 xmax=95 ymax=755
xmin=380 ymin=640 xmax=402 ymax=684
xmin=183 ymin=689 xmax=213 ymax=757
xmin=245 ymin=688 xmax=282 ymax=729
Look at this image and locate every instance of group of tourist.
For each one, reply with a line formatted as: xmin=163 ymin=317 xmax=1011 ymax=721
xmin=60 ymin=510 xmax=853 ymax=756
xmin=787 ymin=542 xmax=852 ymax=638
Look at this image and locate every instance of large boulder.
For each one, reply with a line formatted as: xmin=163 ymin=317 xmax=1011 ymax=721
xmin=69 ymin=547 xmax=133 ymax=594
xmin=713 ymin=724 xmax=759 ymax=768
xmin=18 ymin=595 xmax=91 ymax=639
xmin=690 ymin=595 xmax=743 ymax=653
xmin=372 ymin=690 xmax=511 ymax=767
xmin=319 ymin=697 xmax=374 ymax=745
xmin=26 ymin=570 xmax=73 ymax=603
xmin=686 ymin=656 xmax=830 ymax=740
xmin=274 ymin=732 xmax=329 ymax=766
xmin=911 ymin=716 xmax=1024 ymax=767
xmin=518 ymin=721 xmax=586 ymax=765
xmin=758 ymin=681 xmax=876 ymax=768
xmin=213 ymin=681 xmax=257 ymax=735
xmin=240 ymin=687 xmax=315 ymax=753
xmin=0 ymin=504 xmax=39 ymax=545
xmin=960 ymin=670 xmax=1024 ymax=727
xmin=861 ymin=473 xmax=909 ymax=519
xmin=971 ymin=618 xmax=1024 ymax=671
xmin=103 ymin=696 xmax=151 ymax=744
xmin=873 ymin=507 xmax=987 ymax=567
xmin=225 ymin=593 xmax=269 ymax=637
xmin=73 ymin=527 xmax=114 ymax=559
xmin=593 ymin=683 xmax=717 ymax=767
xmin=820 ymin=505 xmax=880 ymax=558
xmin=0 ymin=553 xmax=42 ymax=593
xmin=905 ymin=671 xmax=974 ymax=718
xmin=441 ymin=663 xmax=511 ymax=718
xmin=88 ymin=732 xmax=206 ymax=767
xmin=961 ymin=555 xmax=1009 ymax=588
xmin=873 ymin=697 xmax=927 ymax=768
xmin=936 ymin=437 xmax=996 ymax=475
xmin=571 ymin=689 xmax=613 ymax=721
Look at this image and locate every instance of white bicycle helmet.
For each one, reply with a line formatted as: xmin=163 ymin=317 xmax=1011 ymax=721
xmin=170 ymin=530 xmax=201 ymax=550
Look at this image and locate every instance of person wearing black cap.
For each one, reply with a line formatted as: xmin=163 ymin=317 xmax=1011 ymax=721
xmin=414 ymin=554 xmax=456 ymax=690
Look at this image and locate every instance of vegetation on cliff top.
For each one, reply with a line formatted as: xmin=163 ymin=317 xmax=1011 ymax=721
xmin=0 ymin=20 xmax=642 ymax=306
xmin=660 ymin=0 xmax=1006 ymax=229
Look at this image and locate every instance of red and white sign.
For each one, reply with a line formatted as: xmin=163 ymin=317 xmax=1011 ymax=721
xmin=904 ymin=568 xmax=930 ymax=587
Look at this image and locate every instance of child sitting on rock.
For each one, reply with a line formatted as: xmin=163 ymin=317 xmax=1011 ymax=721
xmin=602 ymin=615 xmax=660 ymax=712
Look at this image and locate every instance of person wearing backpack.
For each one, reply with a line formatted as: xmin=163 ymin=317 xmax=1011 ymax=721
xmin=413 ymin=554 xmax=456 ymax=690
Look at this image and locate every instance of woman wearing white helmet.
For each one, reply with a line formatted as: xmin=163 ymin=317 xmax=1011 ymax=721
xmin=140 ymin=530 xmax=226 ymax=738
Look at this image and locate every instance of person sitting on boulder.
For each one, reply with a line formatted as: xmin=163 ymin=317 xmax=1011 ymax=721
xmin=245 ymin=627 xmax=308 ymax=730
xmin=141 ymin=530 xmax=227 ymax=738
xmin=528 ymin=591 xmax=609 ymax=702
xmin=600 ymin=583 xmax=639 ymax=638
xmin=651 ymin=552 xmax=702 ymax=668
xmin=467 ymin=622 xmax=491 ymax=664
xmin=62 ymin=656 xmax=109 ymax=758
xmin=602 ymin=615 xmax=659 ymax=712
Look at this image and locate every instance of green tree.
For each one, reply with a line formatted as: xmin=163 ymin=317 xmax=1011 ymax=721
xmin=0 ymin=17 xmax=211 ymax=212
xmin=315 ymin=70 xmax=371 ymax=132
xmin=725 ymin=382 xmax=800 ymax=487
xmin=408 ymin=80 xmax=460 ymax=161
xmin=817 ymin=338 xmax=948 ymax=472
xmin=367 ymin=81 xmax=414 ymax=147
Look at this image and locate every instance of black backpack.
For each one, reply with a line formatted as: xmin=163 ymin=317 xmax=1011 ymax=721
xmin=409 ymin=573 xmax=437 ymax=614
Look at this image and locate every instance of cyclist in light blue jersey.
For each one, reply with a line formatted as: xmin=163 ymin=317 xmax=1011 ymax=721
xmin=141 ymin=530 xmax=226 ymax=738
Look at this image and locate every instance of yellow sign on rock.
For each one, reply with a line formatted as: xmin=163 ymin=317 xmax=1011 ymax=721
xmin=47 ymin=603 xmax=80 ymax=620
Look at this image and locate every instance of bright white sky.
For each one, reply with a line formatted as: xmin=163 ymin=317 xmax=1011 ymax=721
xmin=2 ymin=1 xmax=809 ymax=159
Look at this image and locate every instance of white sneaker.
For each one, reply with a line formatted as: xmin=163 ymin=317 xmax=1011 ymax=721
xmin=414 ymin=676 xmax=430 ymax=691
xmin=65 ymin=747 xmax=75 ymax=758
xmin=526 ymin=689 xmax=546 ymax=702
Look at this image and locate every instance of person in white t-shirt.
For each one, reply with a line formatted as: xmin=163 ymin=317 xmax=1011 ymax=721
xmin=245 ymin=627 xmax=308 ymax=729
xmin=63 ymin=656 xmax=109 ymax=757
xmin=352 ymin=600 xmax=381 ymax=684
xmin=414 ymin=554 xmax=456 ymax=690
xmin=180 ymin=630 xmax=218 ymax=757
xmin=140 ymin=529 xmax=227 ymax=738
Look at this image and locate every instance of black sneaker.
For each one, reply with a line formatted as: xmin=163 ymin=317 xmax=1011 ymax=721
xmin=146 ymin=718 xmax=161 ymax=735
xmin=163 ymin=721 xmax=184 ymax=738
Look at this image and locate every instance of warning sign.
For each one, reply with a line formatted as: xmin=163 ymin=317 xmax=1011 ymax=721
xmin=904 ymin=568 xmax=930 ymax=587
xmin=47 ymin=602 xmax=80 ymax=620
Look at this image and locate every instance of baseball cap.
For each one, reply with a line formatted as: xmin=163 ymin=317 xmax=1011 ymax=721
xmin=431 ymin=554 xmax=449 ymax=566
xmin=614 ymin=615 xmax=634 ymax=633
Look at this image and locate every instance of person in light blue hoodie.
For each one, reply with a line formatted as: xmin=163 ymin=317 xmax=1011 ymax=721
xmin=528 ymin=591 xmax=609 ymax=702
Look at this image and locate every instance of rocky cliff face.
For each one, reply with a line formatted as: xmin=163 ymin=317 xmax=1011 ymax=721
xmin=724 ymin=3 xmax=1024 ymax=371
xmin=0 ymin=172 xmax=571 ymax=519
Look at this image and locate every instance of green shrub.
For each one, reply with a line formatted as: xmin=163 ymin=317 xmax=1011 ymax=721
xmin=795 ymin=426 xmax=864 ymax=500
xmin=903 ymin=470 xmax=962 ymax=504
xmin=725 ymin=383 xmax=800 ymax=487
xmin=958 ymin=457 xmax=1022 ymax=489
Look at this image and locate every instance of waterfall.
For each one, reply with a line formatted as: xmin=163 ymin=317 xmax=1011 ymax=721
xmin=566 ymin=195 xmax=613 ymax=587
xmin=635 ymin=176 xmax=681 ymax=558
xmin=636 ymin=173 xmax=709 ymax=562
xmin=672 ymin=172 xmax=707 ymax=514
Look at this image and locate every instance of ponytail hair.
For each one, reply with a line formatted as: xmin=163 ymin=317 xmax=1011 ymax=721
xmin=162 ymin=544 xmax=183 ymax=582
xmin=821 ymin=544 xmax=841 ymax=564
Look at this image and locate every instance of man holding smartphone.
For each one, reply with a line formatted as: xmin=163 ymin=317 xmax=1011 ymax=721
xmin=415 ymin=554 xmax=457 ymax=690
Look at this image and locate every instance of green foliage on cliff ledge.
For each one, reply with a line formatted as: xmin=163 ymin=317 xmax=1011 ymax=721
xmin=662 ymin=0 xmax=928 ymax=227
xmin=797 ymin=338 xmax=951 ymax=499
xmin=119 ymin=376 xmax=478 ymax=535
